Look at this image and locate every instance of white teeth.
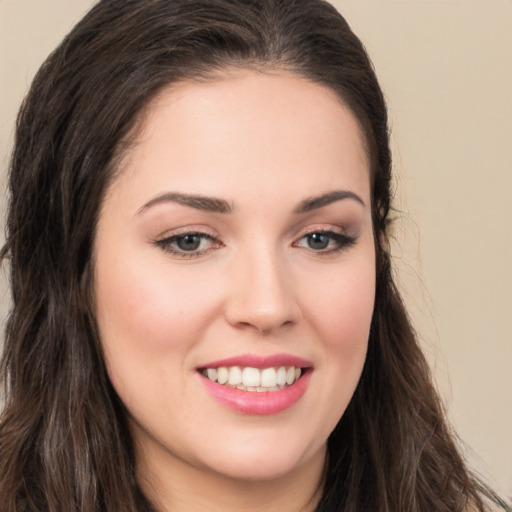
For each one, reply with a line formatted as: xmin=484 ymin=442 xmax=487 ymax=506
xmin=242 ymin=367 xmax=261 ymax=387
xmin=206 ymin=368 xmax=218 ymax=382
xmin=261 ymin=367 xmax=277 ymax=387
xmin=228 ymin=366 xmax=243 ymax=386
xmin=202 ymin=365 xmax=304 ymax=391
xmin=276 ymin=367 xmax=287 ymax=386
xmin=217 ymin=367 xmax=229 ymax=385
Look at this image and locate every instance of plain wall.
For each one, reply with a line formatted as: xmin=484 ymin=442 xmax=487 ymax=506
xmin=1 ymin=0 xmax=511 ymax=498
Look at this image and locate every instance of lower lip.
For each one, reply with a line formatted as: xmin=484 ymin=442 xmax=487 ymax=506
xmin=199 ymin=370 xmax=312 ymax=415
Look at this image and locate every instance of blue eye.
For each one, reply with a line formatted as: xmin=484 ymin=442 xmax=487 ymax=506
xmin=155 ymin=232 xmax=218 ymax=257
xmin=296 ymin=231 xmax=356 ymax=253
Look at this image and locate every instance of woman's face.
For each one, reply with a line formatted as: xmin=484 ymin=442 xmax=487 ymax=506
xmin=94 ymin=70 xmax=375 ymax=486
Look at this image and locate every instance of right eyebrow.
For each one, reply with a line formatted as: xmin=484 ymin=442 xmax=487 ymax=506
xmin=137 ymin=192 xmax=233 ymax=216
xmin=293 ymin=190 xmax=365 ymax=214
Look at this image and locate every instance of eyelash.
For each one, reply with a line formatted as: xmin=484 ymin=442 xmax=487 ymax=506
xmin=293 ymin=230 xmax=357 ymax=254
xmin=154 ymin=229 xmax=357 ymax=259
xmin=154 ymin=232 xmax=221 ymax=259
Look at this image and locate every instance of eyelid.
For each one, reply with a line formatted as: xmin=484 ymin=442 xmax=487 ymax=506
xmin=155 ymin=224 xmax=220 ymax=239
xmin=153 ymin=227 xmax=223 ymax=259
xmin=293 ymin=223 xmax=349 ymax=241
xmin=292 ymin=224 xmax=357 ymax=253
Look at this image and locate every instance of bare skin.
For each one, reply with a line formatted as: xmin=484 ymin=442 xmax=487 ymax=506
xmin=94 ymin=69 xmax=375 ymax=511
xmin=137 ymin=438 xmax=326 ymax=512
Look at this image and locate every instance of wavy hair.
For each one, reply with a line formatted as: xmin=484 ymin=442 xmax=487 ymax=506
xmin=0 ymin=0 xmax=507 ymax=510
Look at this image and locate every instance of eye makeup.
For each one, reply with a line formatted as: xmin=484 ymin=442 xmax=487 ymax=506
xmin=152 ymin=224 xmax=358 ymax=261
xmin=154 ymin=231 xmax=223 ymax=259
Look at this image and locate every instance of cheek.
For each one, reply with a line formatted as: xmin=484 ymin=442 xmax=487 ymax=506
xmin=303 ymin=257 xmax=375 ymax=352
xmin=299 ymin=248 xmax=375 ymax=415
xmin=92 ymin=246 xmax=226 ymax=412
xmin=93 ymin=253 xmax=219 ymax=414
xmin=95 ymin=252 xmax=218 ymax=354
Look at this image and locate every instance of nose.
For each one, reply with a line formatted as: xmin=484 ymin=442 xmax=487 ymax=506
xmin=224 ymin=245 xmax=302 ymax=335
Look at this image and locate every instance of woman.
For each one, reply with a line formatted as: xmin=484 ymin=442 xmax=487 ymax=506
xmin=0 ymin=0 xmax=508 ymax=510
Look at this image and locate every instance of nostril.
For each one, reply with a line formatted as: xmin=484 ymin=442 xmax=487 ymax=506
xmin=229 ymin=315 xmax=299 ymax=336
xmin=223 ymin=264 xmax=302 ymax=333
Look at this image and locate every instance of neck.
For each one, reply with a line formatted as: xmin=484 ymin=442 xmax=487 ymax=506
xmin=137 ymin=444 xmax=327 ymax=512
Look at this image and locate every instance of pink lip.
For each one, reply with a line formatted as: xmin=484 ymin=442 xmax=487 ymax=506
xmin=198 ymin=353 xmax=313 ymax=370
xmin=199 ymin=369 xmax=312 ymax=415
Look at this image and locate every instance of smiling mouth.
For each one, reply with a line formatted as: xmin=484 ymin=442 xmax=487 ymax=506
xmin=199 ymin=366 xmax=304 ymax=392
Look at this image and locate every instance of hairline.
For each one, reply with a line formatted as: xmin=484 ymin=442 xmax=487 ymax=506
xmin=102 ymin=63 xmax=375 ymax=206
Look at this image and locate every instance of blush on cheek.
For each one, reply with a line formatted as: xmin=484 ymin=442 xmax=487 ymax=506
xmin=315 ymin=285 xmax=374 ymax=346
xmin=97 ymin=263 xmax=220 ymax=359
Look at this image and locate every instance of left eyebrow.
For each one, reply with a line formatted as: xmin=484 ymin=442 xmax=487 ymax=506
xmin=293 ymin=190 xmax=365 ymax=214
xmin=137 ymin=192 xmax=233 ymax=215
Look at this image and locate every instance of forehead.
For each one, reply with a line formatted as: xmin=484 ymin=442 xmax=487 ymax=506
xmin=107 ymin=69 xmax=370 ymax=208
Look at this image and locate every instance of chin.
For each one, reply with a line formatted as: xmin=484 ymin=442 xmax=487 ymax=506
xmin=214 ymin=460 xmax=296 ymax=482
xmin=198 ymin=438 xmax=325 ymax=483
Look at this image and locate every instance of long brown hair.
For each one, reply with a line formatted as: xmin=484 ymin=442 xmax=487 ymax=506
xmin=0 ymin=0 xmax=508 ymax=510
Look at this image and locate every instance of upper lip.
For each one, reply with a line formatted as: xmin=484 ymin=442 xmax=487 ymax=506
xmin=198 ymin=353 xmax=313 ymax=370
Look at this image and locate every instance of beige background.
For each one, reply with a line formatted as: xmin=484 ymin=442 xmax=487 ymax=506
xmin=1 ymin=0 xmax=511 ymax=499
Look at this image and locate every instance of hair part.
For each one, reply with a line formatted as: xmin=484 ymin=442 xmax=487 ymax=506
xmin=0 ymin=0 xmax=506 ymax=510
